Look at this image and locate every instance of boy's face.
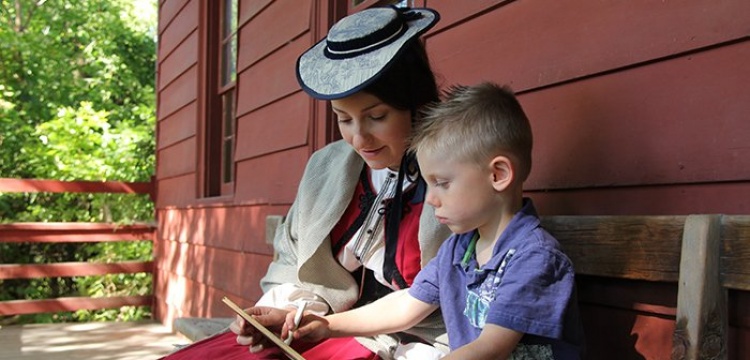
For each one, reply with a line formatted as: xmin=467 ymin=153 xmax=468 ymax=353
xmin=418 ymin=150 xmax=501 ymax=235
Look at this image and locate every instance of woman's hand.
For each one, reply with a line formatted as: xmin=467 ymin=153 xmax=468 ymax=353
xmin=282 ymin=308 xmax=332 ymax=343
xmin=228 ymin=306 xmax=289 ymax=352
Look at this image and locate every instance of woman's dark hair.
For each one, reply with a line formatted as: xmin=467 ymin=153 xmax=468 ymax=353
xmin=363 ymin=40 xmax=439 ymax=114
xmin=365 ymin=41 xmax=439 ymax=290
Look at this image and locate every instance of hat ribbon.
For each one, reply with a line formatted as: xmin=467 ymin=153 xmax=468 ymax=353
xmin=324 ymin=7 xmax=422 ymax=59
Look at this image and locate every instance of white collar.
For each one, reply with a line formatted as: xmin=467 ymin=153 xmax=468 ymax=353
xmin=369 ymin=167 xmax=413 ymax=194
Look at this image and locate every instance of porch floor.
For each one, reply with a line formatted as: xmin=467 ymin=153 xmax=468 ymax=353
xmin=0 ymin=321 xmax=190 ymax=360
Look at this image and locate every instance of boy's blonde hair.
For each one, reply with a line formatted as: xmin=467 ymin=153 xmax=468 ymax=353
xmin=411 ymin=82 xmax=533 ymax=181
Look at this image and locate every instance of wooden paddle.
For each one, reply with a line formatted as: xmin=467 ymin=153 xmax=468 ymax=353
xmin=221 ymin=296 xmax=306 ymax=360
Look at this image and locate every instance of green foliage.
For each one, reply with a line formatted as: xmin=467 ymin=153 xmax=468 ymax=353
xmin=0 ymin=0 xmax=158 ymax=325
xmin=0 ymin=0 xmax=156 ymax=179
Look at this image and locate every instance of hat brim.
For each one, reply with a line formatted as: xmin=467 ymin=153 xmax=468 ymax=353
xmin=296 ymin=8 xmax=439 ymax=100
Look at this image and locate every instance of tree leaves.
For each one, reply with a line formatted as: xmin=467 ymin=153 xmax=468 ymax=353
xmin=0 ymin=0 xmax=156 ymax=180
xmin=0 ymin=0 xmax=157 ymax=324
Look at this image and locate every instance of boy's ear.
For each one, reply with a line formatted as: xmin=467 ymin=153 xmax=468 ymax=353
xmin=489 ymin=156 xmax=513 ymax=192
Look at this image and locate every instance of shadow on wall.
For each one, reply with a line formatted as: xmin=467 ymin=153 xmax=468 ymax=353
xmin=577 ymin=276 xmax=677 ymax=359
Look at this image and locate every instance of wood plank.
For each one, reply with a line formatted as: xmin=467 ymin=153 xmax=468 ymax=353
xmin=158 ymin=0 xmax=198 ymax=58
xmin=0 ymin=261 xmax=153 ymax=280
xmin=239 ymin=0 xmax=273 ymax=26
xmin=672 ymin=215 xmax=727 ymax=359
xmin=235 ymin=91 xmax=309 ymax=161
xmin=577 ymin=276 xmax=677 ymax=317
xmin=157 ymin=66 xmax=197 ymax=119
xmin=582 ymin=304 xmax=675 ymax=359
xmin=523 ymin=41 xmax=750 ymax=190
xmin=235 ymin=32 xmax=312 ymax=116
xmin=425 ymin=0 xmax=508 ymax=34
xmin=237 ymin=0 xmax=311 ymax=71
xmin=721 ymin=215 xmax=750 ymax=291
xmin=0 ymin=233 xmax=152 ymax=243
xmin=222 ymin=296 xmax=305 ymax=360
xmin=0 ymin=223 xmax=155 ymax=243
xmin=154 ymin=172 xmax=196 ymax=209
xmin=205 ymin=248 xmax=245 ymax=293
xmin=155 ymin=205 xmax=281 ymax=254
xmin=234 ymin=146 xmax=308 ymax=205
xmin=0 ymin=222 xmax=155 ymax=231
xmin=0 ymin=295 xmax=153 ymax=315
xmin=0 ymin=321 xmax=185 ymax=360
xmin=541 ymin=216 xmax=685 ymax=281
xmin=527 ymin=182 xmax=750 ymax=216
xmin=158 ymin=30 xmax=198 ymax=91
xmin=156 ymin=137 xmax=197 ymax=179
xmin=157 ymin=102 xmax=197 ymax=149
xmin=158 ymin=0 xmax=190 ymax=35
xmin=0 ymin=178 xmax=153 ymax=195
xmin=427 ymin=0 xmax=750 ymax=91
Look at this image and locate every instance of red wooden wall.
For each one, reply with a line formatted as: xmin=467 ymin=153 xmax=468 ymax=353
xmin=154 ymin=0 xmax=749 ymax=358
xmin=154 ymin=0 xmax=339 ymax=329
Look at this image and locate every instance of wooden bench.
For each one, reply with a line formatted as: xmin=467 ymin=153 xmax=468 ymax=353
xmin=176 ymin=214 xmax=750 ymax=358
xmin=543 ymin=214 xmax=750 ymax=359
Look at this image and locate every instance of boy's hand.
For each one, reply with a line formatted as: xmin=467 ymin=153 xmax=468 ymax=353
xmin=282 ymin=309 xmax=332 ymax=343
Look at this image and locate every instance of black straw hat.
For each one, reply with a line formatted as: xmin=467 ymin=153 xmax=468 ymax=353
xmin=296 ymin=6 xmax=440 ymax=100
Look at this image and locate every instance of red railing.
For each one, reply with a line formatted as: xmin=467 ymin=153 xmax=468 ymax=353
xmin=0 ymin=178 xmax=155 ymax=316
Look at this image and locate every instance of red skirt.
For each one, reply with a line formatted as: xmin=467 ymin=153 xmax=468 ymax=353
xmin=161 ymin=331 xmax=381 ymax=360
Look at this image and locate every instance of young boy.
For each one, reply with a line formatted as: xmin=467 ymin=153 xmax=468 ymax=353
xmin=283 ymin=82 xmax=584 ymax=359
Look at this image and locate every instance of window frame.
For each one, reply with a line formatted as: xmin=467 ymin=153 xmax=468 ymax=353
xmin=201 ymin=0 xmax=238 ymax=198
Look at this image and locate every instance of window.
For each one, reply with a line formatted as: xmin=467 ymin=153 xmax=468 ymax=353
xmin=204 ymin=0 xmax=238 ymax=197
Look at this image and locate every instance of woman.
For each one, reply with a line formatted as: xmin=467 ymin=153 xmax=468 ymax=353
xmin=163 ymin=6 xmax=450 ymax=360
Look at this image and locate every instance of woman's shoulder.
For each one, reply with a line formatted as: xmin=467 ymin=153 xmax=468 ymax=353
xmin=299 ymin=140 xmax=363 ymax=186
xmin=308 ymin=140 xmax=358 ymax=165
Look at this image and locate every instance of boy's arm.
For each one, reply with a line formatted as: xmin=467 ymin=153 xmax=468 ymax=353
xmin=286 ymin=289 xmax=438 ymax=342
xmin=442 ymin=324 xmax=523 ymax=360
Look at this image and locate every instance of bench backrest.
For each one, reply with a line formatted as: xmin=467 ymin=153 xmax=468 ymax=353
xmin=543 ymin=214 xmax=750 ymax=360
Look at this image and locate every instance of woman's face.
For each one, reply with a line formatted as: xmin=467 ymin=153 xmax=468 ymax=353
xmin=332 ymin=92 xmax=412 ymax=171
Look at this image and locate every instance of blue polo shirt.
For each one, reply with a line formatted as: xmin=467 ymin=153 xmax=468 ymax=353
xmin=409 ymin=199 xmax=584 ymax=359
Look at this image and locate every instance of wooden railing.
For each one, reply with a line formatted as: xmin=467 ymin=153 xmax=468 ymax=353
xmin=0 ymin=178 xmax=155 ymax=316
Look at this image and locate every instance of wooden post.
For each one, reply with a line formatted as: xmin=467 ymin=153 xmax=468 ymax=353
xmin=672 ymin=214 xmax=727 ymax=360
xmin=266 ymin=215 xmax=285 ymax=246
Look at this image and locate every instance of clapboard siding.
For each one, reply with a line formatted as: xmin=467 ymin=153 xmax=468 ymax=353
xmin=234 ymin=147 xmax=309 ymax=205
xmin=524 ymin=41 xmax=750 ymax=190
xmin=237 ymin=0 xmax=311 ymax=71
xmin=159 ymin=31 xmax=198 ymax=91
xmin=427 ymin=0 xmax=749 ymax=91
xmin=425 ymin=0 xmax=508 ymax=34
xmin=158 ymin=0 xmax=190 ymax=34
xmin=155 ymin=173 xmax=195 ymax=209
xmin=239 ymin=0 xmax=273 ymax=26
xmin=235 ymin=91 xmax=310 ymax=161
xmin=156 ymin=137 xmax=196 ymax=179
xmin=528 ymin=182 xmax=750 ymax=216
xmin=157 ymin=66 xmax=197 ymax=119
xmin=204 ymin=247 xmax=246 ymax=292
xmin=156 ymin=206 xmax=278 ymax=255
xmin=236 ymin=33 xmax=313 ymax=116
xmin=157 ymin=102 xmax=197 ymax=149
xmin=158 ymin=0 xmax=198 ymax=59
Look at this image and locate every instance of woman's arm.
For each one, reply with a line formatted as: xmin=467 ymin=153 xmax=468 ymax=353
xmin=442 ymin=324 xmax=523 ymax=360
xmin=286 ymin=289 xmax=439 ymax=342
